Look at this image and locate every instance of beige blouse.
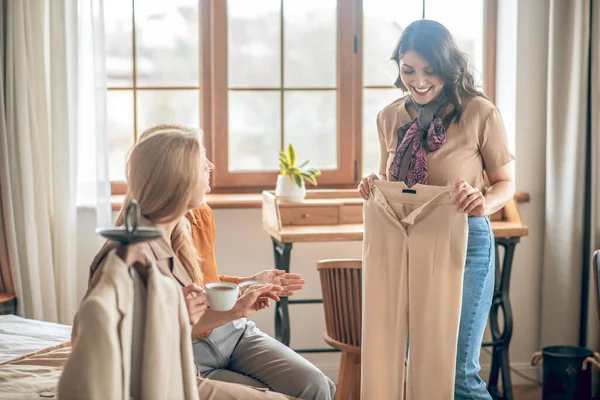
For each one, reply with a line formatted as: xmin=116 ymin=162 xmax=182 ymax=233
xmin=377 ymin=95 xmax=515 ymax=192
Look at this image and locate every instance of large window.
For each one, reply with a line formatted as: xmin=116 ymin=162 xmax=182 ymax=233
xmin=105 ymin=0 xmax=496 ymax=193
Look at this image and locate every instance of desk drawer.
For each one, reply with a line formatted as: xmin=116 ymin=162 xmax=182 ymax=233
xmin=280 ymin=206 xmax=339 ymax=226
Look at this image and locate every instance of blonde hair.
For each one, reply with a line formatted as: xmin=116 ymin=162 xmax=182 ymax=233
xmin=115 ymin=124 xmax=205 ymax=286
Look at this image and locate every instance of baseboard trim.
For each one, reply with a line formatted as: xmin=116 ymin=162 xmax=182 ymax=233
xmin=314 ymin=362 xmax=540 ymax=385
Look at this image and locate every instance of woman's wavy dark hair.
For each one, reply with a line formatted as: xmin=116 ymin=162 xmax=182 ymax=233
xmin=391 ymin=19 xmax=486 ymax=124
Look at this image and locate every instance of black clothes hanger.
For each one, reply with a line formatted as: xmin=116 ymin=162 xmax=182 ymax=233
xmin=96 ymin=200 xmax=163 ymax=245
xmin=96 ymin=200 xmax=163 ymax=281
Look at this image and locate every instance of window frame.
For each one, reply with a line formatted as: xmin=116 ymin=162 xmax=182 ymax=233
xmin=208 ymin=0 xmax=358 ymax=190
xmin=110 ymin=0 xmax=497 ymax=195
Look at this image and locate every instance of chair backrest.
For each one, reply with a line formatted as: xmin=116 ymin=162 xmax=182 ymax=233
xmin=593 ymin=250 xmax=600 ymax=324
xmin=317 ymin=259 xmax=362 ymax=348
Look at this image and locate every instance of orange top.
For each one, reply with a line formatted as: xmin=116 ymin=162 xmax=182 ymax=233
xmin=185 ymin=205 xmax=241 ymax=338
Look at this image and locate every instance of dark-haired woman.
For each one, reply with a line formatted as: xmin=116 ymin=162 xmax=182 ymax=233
xmin=358 ymin=20 xmax=515 ymax=400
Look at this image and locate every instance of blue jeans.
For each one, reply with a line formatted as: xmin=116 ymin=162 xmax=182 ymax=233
xmin=455 ymin=216 xmax=495 ymax=399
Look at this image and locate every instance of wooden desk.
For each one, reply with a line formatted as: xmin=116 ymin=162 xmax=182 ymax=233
xmin=262 ymin=189 xmax=528 ymax=400
xmin=265 ymin=221 xmax=528 ymax=243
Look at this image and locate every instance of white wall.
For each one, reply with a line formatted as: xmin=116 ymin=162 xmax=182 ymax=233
xmin=73 ymin=0 xmax=553 ymax=385
xmin=488 ymin=0 xmax=550 ymax=383
xmin=212 ymin=208 xmax=357 ymax=379
xmin=514 ymin=0 xmax=550 ymax=381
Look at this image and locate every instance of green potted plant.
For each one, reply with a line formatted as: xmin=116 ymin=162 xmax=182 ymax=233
xmin=275 ymin=144 xmax=321 ymax=202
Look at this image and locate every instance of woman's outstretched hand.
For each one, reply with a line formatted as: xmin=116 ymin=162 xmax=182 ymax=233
xmin=249 ymin=270 xmax=305 ymax=297
xmin=232 ymin=284 xmax=283 ymax=318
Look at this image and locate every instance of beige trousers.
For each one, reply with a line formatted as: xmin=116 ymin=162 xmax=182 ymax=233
xmin=361 ymin=181 xmax=469 ymax=400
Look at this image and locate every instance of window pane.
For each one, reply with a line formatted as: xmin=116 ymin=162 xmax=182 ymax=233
xmin=228 ymin=91 xmax=281 ymax=171
xmin=284 ymin=91 xmax=337 ymax=170
xmin=363 ymin=0 xmax=422 ymax=87
xmin=284 ymin=0 xmax=337 ymax=88
xmin=136 ymin=90 xmax=200 ymax=134
xmin=362 ymin=89 xmax=403 ymax=177
xmin=228 ymin=0 xmax=281 ymax=88
xmin=107 ymin=91 xmax=134 ymax=181
xmin=134 ymin=0 xmax=199 ymax=87
xmin=424 ymin=0 xmax=485 ymax=88
xmin=105 ymin=0 xmax=132 ymax=87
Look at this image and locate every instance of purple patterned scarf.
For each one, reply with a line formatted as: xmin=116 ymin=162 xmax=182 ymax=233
xmin=389 ymin=95 xmax=448 ymax=187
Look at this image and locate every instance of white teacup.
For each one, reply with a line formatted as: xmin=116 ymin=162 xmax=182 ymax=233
xmin=239 ymin=280 xmax=268 ymax=293
xmin=203 ymin=282 xmax=239 ymax=311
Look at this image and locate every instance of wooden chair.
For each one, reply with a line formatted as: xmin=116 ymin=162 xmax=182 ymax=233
xmin=317 ymin=259 xmax=362 ymax=400
xmin=593 ymin=250 xmax=600 ymax=323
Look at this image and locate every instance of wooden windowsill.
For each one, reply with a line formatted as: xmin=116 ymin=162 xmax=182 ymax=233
xmin=111 ymin=191 xmax=530 ymax=211
xmin=111 ymin=193 xmax=264 ymax=211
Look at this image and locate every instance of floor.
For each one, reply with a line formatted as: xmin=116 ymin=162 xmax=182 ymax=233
xmin=514 ymin=384 xmax=541 ymax=400
xmin=514 ymin=384 xmax=600 ymax=400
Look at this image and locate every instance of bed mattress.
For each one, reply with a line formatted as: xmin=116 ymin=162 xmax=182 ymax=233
xmin=0 ymin=315 xmax=72 ymax=399
xmin=0 ymin=315 xmax=71 ymax=363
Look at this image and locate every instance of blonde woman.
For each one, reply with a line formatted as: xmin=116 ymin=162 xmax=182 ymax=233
xmin=119 ymin=124 xmax=335 ymax=400
xmin=106 ymin=124 xmax=332 ymax=399
xmin=85 ymin=127 xmax=300 ymax=399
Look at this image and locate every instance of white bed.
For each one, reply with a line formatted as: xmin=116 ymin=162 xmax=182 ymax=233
xmin=0 ymin=315 xmax=72 ymax=399
xmin=0 ymin=315 xmax=71 ymax=364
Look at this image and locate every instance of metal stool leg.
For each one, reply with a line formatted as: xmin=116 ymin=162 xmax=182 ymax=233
xmin=485 ymin=238 xmax=518 ymax=400
xmin=272 ymin=239 xmax=292 ymax=345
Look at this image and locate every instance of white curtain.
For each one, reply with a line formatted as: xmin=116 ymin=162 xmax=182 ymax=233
xmin=76 ymin=0 xmax=110 ymax=220
xmin=3 ymin=0 xmax=110 ymax=324
xmin=0 ymin=0 xmax=21 ymax=298
xmin=75 ymin=0 xmax=111 ymax=302
xmin=541 ymin=0 xmax=600 ymax=370
xmin=586 ymin=0 xmax=600 ymax=351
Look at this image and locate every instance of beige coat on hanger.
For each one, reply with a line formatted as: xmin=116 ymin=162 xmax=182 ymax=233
xmin=62 ymin=215 xmax=297 ymax=400
xmin=58 ymin=249 xmax=199 ymax=400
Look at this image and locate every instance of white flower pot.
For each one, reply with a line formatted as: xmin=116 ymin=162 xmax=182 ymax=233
xmin=275 ymin=174 xmax=306 ymax=203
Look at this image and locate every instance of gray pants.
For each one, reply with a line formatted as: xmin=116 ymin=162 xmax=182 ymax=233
xmin=192 ymin=319 xmax=335 ymax=400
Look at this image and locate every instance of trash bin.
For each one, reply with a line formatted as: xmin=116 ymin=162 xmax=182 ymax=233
xmin=531 ymin=346 xmax=600 ymax=400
